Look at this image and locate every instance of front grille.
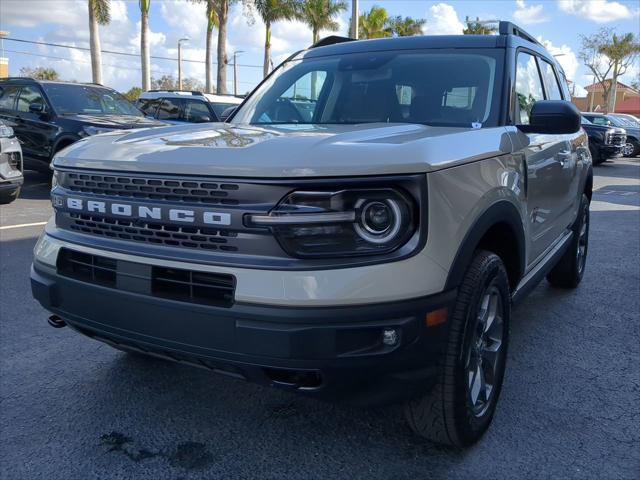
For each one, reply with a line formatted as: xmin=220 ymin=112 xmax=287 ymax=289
xmin=606 ymin=133 xmax=626 ymax=146
xmin=63 ymin=211 xmax=239 ymax=252
xmin=60 ymin=171 xmax=242 ymax=205
xmin=57 ymin=248 xmax=235 ymax=307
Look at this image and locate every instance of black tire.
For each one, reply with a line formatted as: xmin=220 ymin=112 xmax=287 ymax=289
xmin=589 ymin=145 xmax=604 ymax=165
xmin=629 ymin=139 xmax=640 ymax=158
xmin=0 ymin=186 xmax=21 ymax=205
xmin=546 ymin=194 xmax=589 ymax=288
xmin=404 ymin=251 xmax=511 ymax=447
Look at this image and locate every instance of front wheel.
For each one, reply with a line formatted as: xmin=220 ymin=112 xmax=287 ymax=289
xmin=404 ymin=251 xmax=510 ymax=447
xmin=546 ymin=193 xmax=589 ymax=288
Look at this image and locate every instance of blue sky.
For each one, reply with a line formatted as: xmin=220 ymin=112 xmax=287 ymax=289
xmin=1 ymin=0 xmax=639 ymax=95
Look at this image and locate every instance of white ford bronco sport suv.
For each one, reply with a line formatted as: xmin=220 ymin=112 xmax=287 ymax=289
xmin=32 ymin=22 xmax=591 ymax=446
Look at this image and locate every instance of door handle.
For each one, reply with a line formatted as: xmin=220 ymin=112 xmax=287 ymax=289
xmin=557 ymin=151 xmax=572 ymax=167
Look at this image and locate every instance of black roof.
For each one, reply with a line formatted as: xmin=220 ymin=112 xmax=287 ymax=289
xmin=300 ymin=21 xmax=551 ymax=60
xmin=0 ymin=77 xmax=104 ymax=87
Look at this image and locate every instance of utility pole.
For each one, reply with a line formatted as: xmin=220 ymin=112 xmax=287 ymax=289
xmin=351 ymin=0 xmax=359 ymax=39
xmin=233 ymin=50 xmax=244 ymax=96
xmin=178 ymin=37 xmax=189 ymax=90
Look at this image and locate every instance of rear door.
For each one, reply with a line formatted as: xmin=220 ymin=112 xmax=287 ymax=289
xmin=14 ymin=85 xmax=57 ymax=164
xmin=155 ymin=98 xmax=184 ymax=124
xmin=183 ymin=99 xmax=214 ymax=122
xmin=515 ymin=51 xmax=567 ymax=264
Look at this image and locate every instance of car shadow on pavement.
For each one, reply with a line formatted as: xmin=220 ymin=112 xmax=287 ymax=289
xmin=17 ymin=170 xmax=52 ymax=201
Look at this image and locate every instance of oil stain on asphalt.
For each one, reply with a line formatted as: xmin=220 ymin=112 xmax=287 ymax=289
xmin=100 ymin=432 xmax=214 ymax=470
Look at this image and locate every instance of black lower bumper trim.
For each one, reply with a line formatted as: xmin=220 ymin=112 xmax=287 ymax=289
xmin=31 ymin=261 xmax=455 ymax=405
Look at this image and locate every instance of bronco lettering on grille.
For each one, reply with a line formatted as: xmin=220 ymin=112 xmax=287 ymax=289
xmin=61 ymin=197 xmax=232 ymax=226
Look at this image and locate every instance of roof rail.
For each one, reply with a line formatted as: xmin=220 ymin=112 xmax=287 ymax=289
xmin=310 ymin=36 xmax=356 ymax=49
xmin=498 ymin=21 xmax=541 ymax=46
xmin=147 ymin=89 xmax=204 ymax=95
xmin=0 ymin=76 xmax=38 ymax=82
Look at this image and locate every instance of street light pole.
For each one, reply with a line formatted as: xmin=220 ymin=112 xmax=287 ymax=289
xmin=233 ymin=50 xmax=245 ymax=96
xmin=351 ymin=0 xmax=359 ymax=39
xmin=177 ymin=37 xmax=189 ymax=90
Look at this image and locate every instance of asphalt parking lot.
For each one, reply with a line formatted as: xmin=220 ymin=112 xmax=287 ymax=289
xmin=1 ymin=158 xmax=639 ymax=480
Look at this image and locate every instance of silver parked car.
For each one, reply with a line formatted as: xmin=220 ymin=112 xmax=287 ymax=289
xmin=0 ymin=120 xmax=23 ymax=204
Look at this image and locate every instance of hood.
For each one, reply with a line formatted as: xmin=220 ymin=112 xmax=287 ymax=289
xmin=61 ymin=113 xmax=166 ymax=129
xmin=53 ymin=122 xmax=514 ymax=178
xmin=582 ymin=123 xmax=626 ymax=134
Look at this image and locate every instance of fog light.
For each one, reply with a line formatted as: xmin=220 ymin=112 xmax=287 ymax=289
xmin=382 ymin=328 xmax=398 ymax=346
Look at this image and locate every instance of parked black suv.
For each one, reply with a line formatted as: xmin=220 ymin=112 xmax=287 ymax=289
xmin=0 ymin=78 xmax=164 ymax=172
xmin=580 ymin=116 xmax=626 ymax=164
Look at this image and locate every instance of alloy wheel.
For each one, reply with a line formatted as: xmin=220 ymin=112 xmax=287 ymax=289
xmin=576 ymin=203 xmax=589 ymax=274
xmin=465 ymin=284 xmax=504 ymax=417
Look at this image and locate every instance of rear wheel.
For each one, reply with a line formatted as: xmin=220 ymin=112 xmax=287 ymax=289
xmin=404 ymin=251 xmax=510 ymax=446
xmin=546 ymin=193 xmax=589 ymax=288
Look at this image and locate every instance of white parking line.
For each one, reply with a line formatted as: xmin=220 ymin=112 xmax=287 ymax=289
xmin=0 ymin=221 xmax=48 ymax=231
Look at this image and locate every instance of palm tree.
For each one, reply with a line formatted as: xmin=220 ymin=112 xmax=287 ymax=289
xmin=139 ymin=0 xmax=151 ymax=91
xmin=299 ymin=0 xmax=347 ymax=44
xmin=253 ymin=0 xmax=301 ymax=77
xmin=463 ymin=17 xmax=497 ymax=35
xmin=88 ymin=0 xmax=110 ymax=84
xmin=214 ymin=0 xmax=235 ymax=94
xmin=192 ymin=0 xmax=219 ymax=93
xmin=358 ymin=6 xmax=390 ymax=39
xmin=386 ymin=16 xmax=424 ymax=37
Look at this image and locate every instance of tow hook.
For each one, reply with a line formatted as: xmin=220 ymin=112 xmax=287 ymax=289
xmin=47 ymin=315 xmax=67 ymax=329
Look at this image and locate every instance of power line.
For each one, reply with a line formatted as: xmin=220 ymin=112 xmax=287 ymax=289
xmin=5 ymin=48 xmax=259 ymax=87
xmin=4 ymin=37 xmax=265 ymax=69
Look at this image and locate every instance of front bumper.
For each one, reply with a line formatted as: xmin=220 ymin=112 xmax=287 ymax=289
xmin=31 ymin=257 xmax=455 ymax=405
xmin=599 ymin=144 xmax=625 ymax=159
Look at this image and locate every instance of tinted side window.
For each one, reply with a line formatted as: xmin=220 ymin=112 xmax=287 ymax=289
xmin=590 ymin=117 xmax=609 ymax=126
xmin=539 ymin=60 xmax=563 ymax=101
xmin=183 ymin=100 xmax=212 ymax=122
xmin=138 ymin=99 xmax=160 ymax=116
xmin=515 ymin=52 xmax=545 ymax=124
xmin=156 ymin=98 xmax=183 ymax=120
xmin=17 ymin=86 xmax=47 ymax=112
xmin=0 ymin=86 xmax=20 ymax=111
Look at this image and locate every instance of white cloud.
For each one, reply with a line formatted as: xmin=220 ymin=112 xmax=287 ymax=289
xmin=557 ymin=0 xmax=639 ymax=23
xmin=513 ymin=0 xmax=549 ymax=25
xmin=0 ymin=0 xmax=86 ymax=28
xmin=423 ymin=3 xmax=465 ymax=35
xmin=160 ymin=0 xmax=208 ymax=43
xmin=538 ymin=37 xmax=580 ymax=81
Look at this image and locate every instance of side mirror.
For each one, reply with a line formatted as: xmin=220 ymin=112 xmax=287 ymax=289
xmin=195 ymin=115 xmax=213 ymax=123
xmin=220 ymin=106 xmax=237 ymax=122
xmin=29 ymin=103 xmax=44 ymax=113
xmin=521 ymin=100 xmax=580 ymax=134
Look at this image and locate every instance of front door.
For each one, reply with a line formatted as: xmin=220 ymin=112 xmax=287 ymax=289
xmin=515 ymin=51 xmax=570 ymax=265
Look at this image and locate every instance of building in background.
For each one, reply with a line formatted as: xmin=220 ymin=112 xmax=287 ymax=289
xmin=0 ymin=31 xmax=8 ymax=78
xmin=573 ymin=80 xmax=640 ymax=115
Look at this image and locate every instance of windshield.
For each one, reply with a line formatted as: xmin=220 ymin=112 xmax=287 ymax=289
xmin=42 ymin=84 xmax=142 ymax=116
xmin=232 ymin=49 xmax=503 ymax=128
xmin=612 ymin=115 xmax=639 ymax=128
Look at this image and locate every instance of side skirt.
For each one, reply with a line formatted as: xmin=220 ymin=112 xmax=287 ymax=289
xmin=511 ymin=230 xmax=573 ymax=304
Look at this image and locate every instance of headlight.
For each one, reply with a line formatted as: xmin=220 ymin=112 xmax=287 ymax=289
xmin=247 ymin=188 xmax=416 ymax=258
xmin=51 ymin=169 xmax=59 ymax=191
xmin=0 ymin=124 xmax=14 ymax=138
xmin=81 ymin=126 xmax=114 ymax=137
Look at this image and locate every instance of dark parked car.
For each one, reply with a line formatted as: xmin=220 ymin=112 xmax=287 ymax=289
xmin=136 ymin=91 xmax=242 ymax=124
xmin=581 ymin=116 xmax=626 ymax=164
xmin=0 ymin=78 xmax=165 ymax=172
xmin=582 ymin=112 xmax=639 ymax=157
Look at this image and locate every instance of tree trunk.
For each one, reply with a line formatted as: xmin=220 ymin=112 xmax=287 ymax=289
xmin=311 ymin=28 xmax=319 ymax=99
xmin=263 ymin=21 xmax=271 ymax=78
xmin=206 ymin=23 xmax=214 ymax=93
xmin=88 ymin=2 xmax=103 ymax=84
xmin=608 ymin=63 xmax=619 ymax=113
xmin=141 ymin=7 xmax=150 ymax=91
xmin=216 ymin=1 xmax=228 ymax=94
